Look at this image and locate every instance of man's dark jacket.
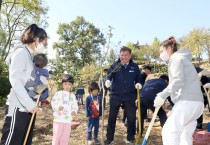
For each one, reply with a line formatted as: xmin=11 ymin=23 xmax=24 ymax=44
xmin=107 ymin=59 xmax=141 ymax=101
xmin=140 ymin=78 xmax=168 ymax=101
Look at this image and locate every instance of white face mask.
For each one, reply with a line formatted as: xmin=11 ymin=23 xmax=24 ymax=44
xmin=35 ymin=42 xmax=45 ymax=54
xmin=160 ymin=50 xmax=170 ymax=61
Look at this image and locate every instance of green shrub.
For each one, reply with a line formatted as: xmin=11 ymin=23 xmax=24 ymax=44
xmin=152 ymin=63 xmax=168 ymax=74
xmin=0 ymin=61 xmax=10 ymax=106
xmin=0 ymin=73 xmax=11 ymax=106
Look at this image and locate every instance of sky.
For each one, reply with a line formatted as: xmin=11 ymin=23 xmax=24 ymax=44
xmin=45 ymin=0 xmax=210 ymax=58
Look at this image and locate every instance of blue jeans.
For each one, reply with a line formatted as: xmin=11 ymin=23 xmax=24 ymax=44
xmin=87 ymin=117 xmax=99 ymax=140
xmin=77 ymin=94 xmax=83 ymax=105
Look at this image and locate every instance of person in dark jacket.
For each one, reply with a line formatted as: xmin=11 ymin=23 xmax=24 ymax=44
xmin=140 ymin=65 xmax=152 ymax=86
xmin=85 ymin=82 xmax=102 ymax=145
xmin=195 ymin=66 xmax=210 ymax=129
xmin=139 ymin=75 xmax=169 ymax=136
xmin=76 ymin=85 xmax=85 ymax=105
xmin=122 ymin=65 xmax=152 ymax=124
xmin=104 ymin=46 xmax=141 ymax=145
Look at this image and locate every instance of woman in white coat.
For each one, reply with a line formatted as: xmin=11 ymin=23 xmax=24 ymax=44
xmin=1 ymin=24 xmax=48 ymax=145
xmin=154 ymin=36 xmax=204 ymax=145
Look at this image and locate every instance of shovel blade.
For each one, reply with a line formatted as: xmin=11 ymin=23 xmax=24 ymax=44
xmin=141 ymin=138 xmax=147 ymax=145
xmin=34 ymin=84 xmax=47 ymax=94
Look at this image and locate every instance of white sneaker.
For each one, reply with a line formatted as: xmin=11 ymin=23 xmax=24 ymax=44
xmin=87 ymin=140 xmax=93 ymax=145
xmin=125 ymin=140 xmax=134 ymax=144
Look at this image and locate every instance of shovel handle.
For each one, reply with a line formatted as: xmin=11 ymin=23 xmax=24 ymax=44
xmin=23 ymin=94 xmax=41 ymax=145
xmin=142 ymin=107 xmax=160 ymax=145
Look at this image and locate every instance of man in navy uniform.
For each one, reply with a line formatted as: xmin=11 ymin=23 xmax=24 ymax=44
xmin=104 ymin=46 xmax=141 ymax=145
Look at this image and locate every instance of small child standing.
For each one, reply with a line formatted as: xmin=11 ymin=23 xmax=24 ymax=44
xmin=51 ymin=74 xmax=78 ymax=145
xmin=85 ymin=82 xmax=102 ymax=145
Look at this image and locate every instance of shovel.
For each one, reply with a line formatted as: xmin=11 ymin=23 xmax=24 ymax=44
xmin=23 ymin=84 xmax=47 ymax=145
xmin=135 ymin=86 xmax=142 ymax=145
xmin=203 ymin=86 xmax=210 ymax=112
xmin=141 ymin=107 xmax=160 ymax=145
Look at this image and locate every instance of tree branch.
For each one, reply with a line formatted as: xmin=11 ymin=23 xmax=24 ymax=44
xmin=8 ymin=0 xmax=16 ymax=14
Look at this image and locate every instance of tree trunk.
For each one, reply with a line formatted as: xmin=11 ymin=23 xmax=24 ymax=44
xmin=207 ymin=49 xmax=210 ymax=64
xmin=0 ymin=0 xmax=3 ymax=11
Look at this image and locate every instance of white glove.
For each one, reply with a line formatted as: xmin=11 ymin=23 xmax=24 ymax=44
xmin=154 ymin=96 xmax=165 ymax=107
xmin=135 ymin=83 xmax=142 ymax=89
xmin=198 ymin=72 xmax=202 ymax=78
xmin=105 ymin=80 xmax=111 ymax=88
xmin=167 ymin=111 xmax=172 ymax=117
xmin=203 ymin=83 xmax=210 ymax=88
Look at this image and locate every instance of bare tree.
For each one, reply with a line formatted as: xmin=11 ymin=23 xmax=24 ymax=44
xmin=0 ymin=0 xmax=48 ymax=61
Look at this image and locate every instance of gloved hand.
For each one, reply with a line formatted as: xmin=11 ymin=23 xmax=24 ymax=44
xmin=135 ymin=83 xmax=142 ymax=89
xmin=154 ymin=95 xmax=165 ymax=107
xmin=105 ymin=80 xmax=111 ymax=88
xmin=167 ymin=111 xmax=172 ymax=117
xmin=198 ymin=72 xmax=202 ymax=78
xmin=203 ymin=83 xmax=210 ymax=88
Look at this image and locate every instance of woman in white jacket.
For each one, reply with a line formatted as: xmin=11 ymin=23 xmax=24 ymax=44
xmin=1 ymin=24 xmax=48 ymax=145
xmin=154 ymin=36 xmax=204 ymax=145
